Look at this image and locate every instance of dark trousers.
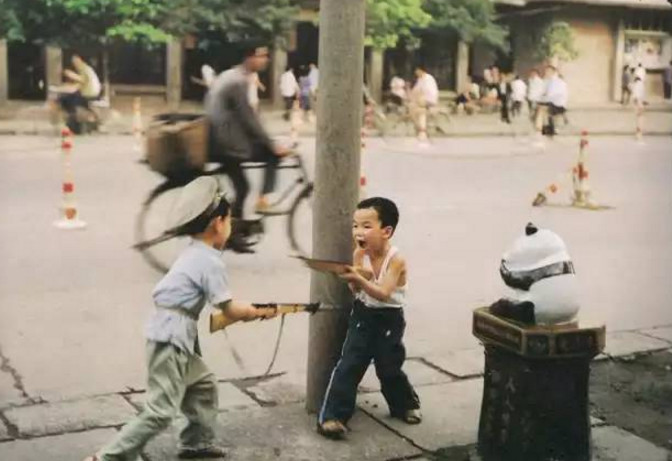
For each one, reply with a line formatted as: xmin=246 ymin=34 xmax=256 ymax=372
xmin=543 ymin=104 xmax=567 ymax=137
xmin=500 ymin=96 xmax=510 ymax=123
xmin=664 ymin=82 xmax=671 ymax=100
xmin=318 ymin=301 xmax=420 ymax=425
xmin=58 ymin=90 xmax=90 ymax=116
xmin=224 ymin=144 xmax=279 ymax=218
xmin=283 ymin=96 xmax=294 ymax=120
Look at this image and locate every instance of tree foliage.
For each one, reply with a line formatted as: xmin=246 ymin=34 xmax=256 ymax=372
xmin=365 ymin=0 xmax=431 ymax=50
xmin=423 ymin=0 xmax=508 ymax=50
xmin=364 ymin=0 xmax=507 ymax=51
xmin=535 ymin=21 xmax=579 ymax=63
xmin=0 ymin=0 xmax=299 ymax=47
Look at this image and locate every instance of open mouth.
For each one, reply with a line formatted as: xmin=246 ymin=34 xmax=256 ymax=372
xmin=356 ymin=239 xmax=366 ymax=249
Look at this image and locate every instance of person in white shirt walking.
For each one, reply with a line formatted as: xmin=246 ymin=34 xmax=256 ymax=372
xmin=526 ymin=68 xmax=544 ymax=122
xmin=510 ymin=74 xmax=527 ymax=118
xmin=410 ymin=66 xmax=439 ymax=139
xmin=540 ymin=66 xmax=568 ymax=137
xmin=279 ymin=66 xmax=299 ymax=120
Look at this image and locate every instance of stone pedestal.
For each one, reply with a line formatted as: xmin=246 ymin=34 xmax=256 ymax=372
xmin=473 ymin=307 xmax=605 ymax=461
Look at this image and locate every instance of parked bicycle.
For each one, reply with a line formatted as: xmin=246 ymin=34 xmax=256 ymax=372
xmin=135 ymin=153 xmax=314 ymax=273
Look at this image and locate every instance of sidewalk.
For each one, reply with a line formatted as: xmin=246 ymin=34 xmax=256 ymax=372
xmin=0 ymin=97 xmax=671 ymax=138
xmin=1 ymin=326 xmax=670 ymax=460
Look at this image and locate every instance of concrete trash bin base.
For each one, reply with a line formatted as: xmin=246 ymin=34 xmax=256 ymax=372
xmin=472 ymin=307 xmax=605 ymax=461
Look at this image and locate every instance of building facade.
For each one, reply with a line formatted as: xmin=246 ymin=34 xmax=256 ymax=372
xmin=490 ymin=0 xmax=672 ymax=105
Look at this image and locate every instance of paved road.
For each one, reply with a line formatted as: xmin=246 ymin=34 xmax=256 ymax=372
xmin=1 ymin=134 xmax=671 ymax=404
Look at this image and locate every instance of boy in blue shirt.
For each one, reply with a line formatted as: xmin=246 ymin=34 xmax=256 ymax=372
xmin=85 ymin=177 xmax=271 ymax=460
xmin=318 ymin=197 xmax=421 ymax=439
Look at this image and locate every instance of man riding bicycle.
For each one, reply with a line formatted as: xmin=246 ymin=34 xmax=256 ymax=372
xmin=205 ymin=42 xmax=290 ymax=253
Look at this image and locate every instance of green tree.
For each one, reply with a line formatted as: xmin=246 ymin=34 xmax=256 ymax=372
xmin=423 ymin=0 xmax=508 ymax=50
xmin=365 ymin=0 xmax=431 ymax=50
xmin=535 ymin=21 xmax=579 ymax=63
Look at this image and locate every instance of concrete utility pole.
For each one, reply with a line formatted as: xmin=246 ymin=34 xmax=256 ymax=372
xmin=306 ymin=0 xmax=366 ymax=413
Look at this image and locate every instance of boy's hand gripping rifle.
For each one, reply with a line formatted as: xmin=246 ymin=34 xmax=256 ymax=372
xmin=209 ymin=302 xmax=321 ymax=333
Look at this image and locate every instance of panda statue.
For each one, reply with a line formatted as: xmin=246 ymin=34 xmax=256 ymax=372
xmin=489 ymin=223 xmax=580 ymax=325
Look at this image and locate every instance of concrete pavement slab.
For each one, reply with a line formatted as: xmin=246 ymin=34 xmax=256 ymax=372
xmin=125 ymin=382 xmax=259 ymax=413
xmin=0 ymin=428 xmax=118 ymax=461
xmin=4 ymin=395 xmax=136 ymax=437
xmin=592 ymin=426 xmax=671 ymax=461
xmin=144 ymin=403 xmax=421 ymax=461
xmin=0 ymin=419 xmax=12 ymax=441
xmin=424 ymin=349 xmax=485 ymax=378
xmin=358 ymin=358 xmax=455 ymax=393
xmin=359 ymin=379 xmax=483 ymax=451
xmin=246 ymin=372 xmax=307 ymax=405
xmin=640 ymin=326 xmax=672 ymax=343
xmin=0 ymin=369 xmax=26 ymax=409
xmin=603 ymin=331 xmax=671 ymax=358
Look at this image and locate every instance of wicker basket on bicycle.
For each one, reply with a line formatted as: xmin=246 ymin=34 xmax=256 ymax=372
xmin=146 ymin=113 xmax=209 ymax=179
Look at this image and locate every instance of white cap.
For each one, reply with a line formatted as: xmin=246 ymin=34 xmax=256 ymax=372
xmin=167 ymin=176 xmax=219 ymax=230
xmin=502 ymin=224 xmax=571 ymax=272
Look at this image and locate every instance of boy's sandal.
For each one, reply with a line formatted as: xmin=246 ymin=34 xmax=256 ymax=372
xmin=317 ymin=420 xmax=347 ymax=440
xmin=178 ymin=445 xmax=227 ymax=459
xmin=402 ymin=409 xmax=422 ymax=425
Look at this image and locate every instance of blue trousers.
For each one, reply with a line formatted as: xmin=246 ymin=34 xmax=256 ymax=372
xmin=319 ymin=301 xmax=420 ymax=424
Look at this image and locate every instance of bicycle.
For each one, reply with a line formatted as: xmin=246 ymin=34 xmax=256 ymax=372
xmin=381 ymin=100 xmax=451 ymax=138
xmin=135 ymin=153 xmax=314 ymax=273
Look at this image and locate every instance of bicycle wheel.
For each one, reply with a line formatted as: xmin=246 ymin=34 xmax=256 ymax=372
xmin=135 ymin=181 xmax=191 ymax=274
xmin=287 ymin=184 xmax=314 ymax=257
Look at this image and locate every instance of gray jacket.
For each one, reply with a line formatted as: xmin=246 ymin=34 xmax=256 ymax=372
xmin=205 ymin=66 xmax=273 ymax=160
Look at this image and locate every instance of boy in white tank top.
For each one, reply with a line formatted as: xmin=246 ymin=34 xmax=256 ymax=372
xmin=318 ymin=197 xmax=421 ymax=439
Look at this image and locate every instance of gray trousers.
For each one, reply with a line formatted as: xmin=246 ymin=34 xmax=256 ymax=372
xmin=98 ymin=341 xmax=218 ymax=461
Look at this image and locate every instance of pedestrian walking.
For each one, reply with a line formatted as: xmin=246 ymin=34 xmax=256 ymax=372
xmin=298 ymin=66 xmax=314 ymax=121
xmin=317 ymin=197 xmax=421 ymax=439
xmin=527 ymin=68 xmax=544 ymax=122
xmin=540 ymin=65 xmax=568 ymax=137
xmin=621 ymin=65 xmax=632 ymax=105
xmin=634 ymin=63 xmax=646 ymax=83
xmin=510 ymin=74 xmax=527 ymax=118
xmin=663 ymin=61 xmax=672 ymax=100
xmin=279 ymin=66 xmax=299 ymax=121
xmin=83 ymin=177 xmax=275 ymax=461
xmin=499 ymin=72 xmax=512 ymax=124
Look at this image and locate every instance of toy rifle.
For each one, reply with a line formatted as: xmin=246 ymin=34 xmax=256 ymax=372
xmin=209 ymin=302 xmax=321 ymax=333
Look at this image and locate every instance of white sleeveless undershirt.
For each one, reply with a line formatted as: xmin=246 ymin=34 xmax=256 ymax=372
xmin=356 ymin=246 xmax=407 ymax=309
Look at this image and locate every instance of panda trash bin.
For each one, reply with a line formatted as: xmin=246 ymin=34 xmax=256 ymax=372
xmin=472 ymin=223 xmax=606 ymax=461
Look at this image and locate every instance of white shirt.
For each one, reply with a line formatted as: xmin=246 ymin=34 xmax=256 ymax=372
xmin=356 ymin=246 xmax=406 ymax=309
xmin=527 ymin=76 xmax=544 ymax=102
xmin=544 ymin=76 xmax=568 ymax=107
xmin=632 ymin=79 xmax=645 ymax=105
xmin=201 ymin=65 xmax=216 ymax=88
xmin=390 ymin=76 xmax=406 ymax=99
xmin=308 ymin=67 xmax=319 ymax=91
xmin=80 ymin=64 xmax=101 ymax=98
xmin=412 ymin=73 xmax=439 ymax=106
xmin=511 ymin=78 xmax=527 ymax=102
xmin=280 ymin=70 xmax=298 ymax=98
xmin=634 ymin=66 xmax=646 ymax=82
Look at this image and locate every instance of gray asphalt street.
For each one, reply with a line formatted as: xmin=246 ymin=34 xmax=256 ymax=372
xmin=1 ymin=133 xmax=671 ymax=404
